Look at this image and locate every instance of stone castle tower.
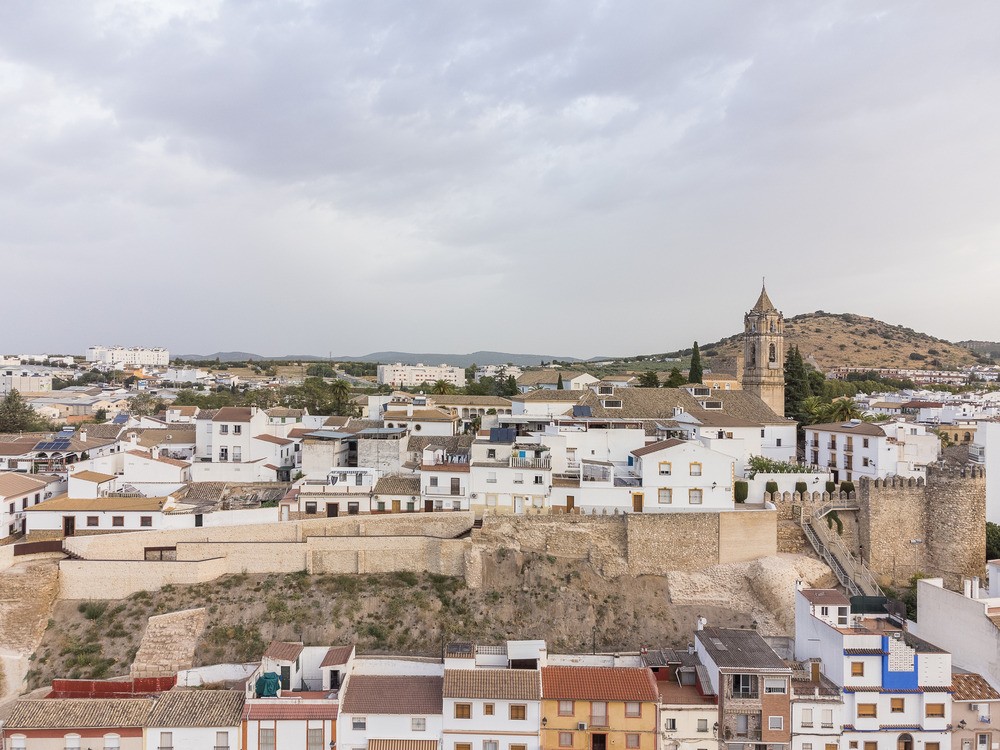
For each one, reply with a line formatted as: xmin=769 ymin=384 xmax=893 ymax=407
xmin=742 ymin=283 xmax=785 ymax=417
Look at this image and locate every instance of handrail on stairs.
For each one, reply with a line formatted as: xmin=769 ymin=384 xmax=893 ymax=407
xmin=800 ymin=505 xmax=883 ymax=598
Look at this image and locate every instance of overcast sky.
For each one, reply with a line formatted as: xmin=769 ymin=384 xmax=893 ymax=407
xmin=2 ymin=1 xmax=999 ymax=358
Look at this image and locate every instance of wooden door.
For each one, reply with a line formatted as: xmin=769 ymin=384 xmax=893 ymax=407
xmin=632 ymin=493 xmax=643 ymax=512
xmin=63 ymin=516 xmax=75 ymax=536
xmin=391 ymin=499 xmax=401 ymax=513
xmin=326 ymin=503 xmax=339 ymax=517
xmin=566 ymin=495 xmax=575 ymax=511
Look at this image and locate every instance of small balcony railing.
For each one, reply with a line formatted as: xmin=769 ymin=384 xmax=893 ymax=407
xmin=590 ymin=714 xmax=609 ymax=727
xmin=510 ymin=457 xmax=551 ymax=469
xmin=424 ymin=486 xmax=465 ymax=496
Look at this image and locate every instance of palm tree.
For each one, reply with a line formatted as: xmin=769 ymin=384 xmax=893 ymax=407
xmin=328 ymin=378 xmax=351 ymax=415
xmin=431 ymin=379 xmax=454 ymax=395
xmin=817 ymin=398 xmax=863 ymax=423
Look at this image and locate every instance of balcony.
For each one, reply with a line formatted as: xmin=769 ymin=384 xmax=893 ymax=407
xmin=424 ymin=485 xmax=465 ymax=496
xmin=510 ymin=457 xmax=551 ymax=469
xmin=827 ymin=442 xmax=837 ymax=450
xmin=590 ymin=714 xmax=610 ymax=728
xmin=729 ymin=690 xmax=760 ymax=700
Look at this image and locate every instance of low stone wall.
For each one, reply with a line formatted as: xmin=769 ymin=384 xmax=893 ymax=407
xmin=58 ymin=557 xmax=229 ymax=599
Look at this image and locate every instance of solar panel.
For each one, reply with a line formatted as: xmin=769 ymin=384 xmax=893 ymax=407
xmin=36 ymin=438 xmax=71 ymax=451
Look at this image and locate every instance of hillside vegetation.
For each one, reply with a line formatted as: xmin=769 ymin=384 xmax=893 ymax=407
xmin=695 ymin=311 xmax=980 ymax=372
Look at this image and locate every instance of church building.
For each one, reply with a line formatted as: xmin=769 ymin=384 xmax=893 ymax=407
xmin=741 ymin=283 xmax=786 ymax=417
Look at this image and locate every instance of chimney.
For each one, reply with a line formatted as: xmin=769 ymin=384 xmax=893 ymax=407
xmin=972 ymin=577 xmax=981 ymax=599
xmin=810 ymin=661 xmax=821 ymax=683
xmin=151 ymin=446 xmax=160 ymax=460
xmin=963 ymin=578 xmax=973 ymax=599
xmin=696 ymin=615 xmax=707 ymax=631
xmin=687 ymin=642 xmax=695 ymax=655
xmin=79 ymin=429 xmax=87 ymax=444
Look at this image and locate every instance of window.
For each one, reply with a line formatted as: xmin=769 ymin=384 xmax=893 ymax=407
xmin=484 ymin=742 xmax=499 ymax=750
xmin=305 ymin=501 xmax=317 ymax=514
xmin=864 ymin=743 xmax=877 ymax=750
xmin=352 ymin=717 xmax=366 ymax=730
xmin=863 ymin=438 xmax=869 ymax=448
xmin=857 ymin=703 xmax=877 ymax=718
xmin=732 ymin=674 xmax=755 ymax=695
xmin=219 ymin=447 xmax=229 ymax=462
xmin=457 ymin=745 xmax=472 ymax=750
xmin=487 ymin=472 xmax=497 ymax=483
xmin=487 ymin=449 xmax=496 ymax=459
xmin=625 ymin=701 xmax=641 ymax=718
xmin=803 ymin=745 xmax=813 ymax=750
xmin=776 ymin=438 xmax=782 ymax=447
xmin=455 ymin=703 xmax=472 ymax=719
xmin=626 ymin=735 xmax=640 ymax=749
xmin=104 ymin=735 xmax=120 ymax=750
xmin=689 ymin=489 xmax=703 ymax=505
xmin=411 ymin=717 xmax=426 ymax=731
xmin=821 ymin=709 xmax=833 ymax=727
xmin=764 ymin=678 xmax=786 ymax=694
xmin=559 ymin=734 xmax=573 ymax=748
xmin=140 ymin=516 xmax=152 ymax=527
xmin=158 ymin=732 xmax=173 ymax=750
xmin=891 ymin=698 xmax=904 ymax=713
xmin=697 ymin=718 xmax=709 ymax=732
xmin=510 ymin=704 xmax=527 ymax=720
xmin=232 ymin=446 xmax=241 ymax=462
xmin=87 ymin=516 xmax=99 ymax=527
xmin=430 ymin=476 xmax=439 ymax=487
xmin=306 ymin=728 xmax=323 ymax=750
xmin=664 ymin=718 xmax=677 ymax=730
xmin=851 ymin=662 xmax=864 ymax=676
xmin=768 ymin=716 xmax=783 ymax=731
xmin=926 ymin=703 xmax=945 ymax=718
xmin=690 ymin=462 xmax=702 ymax=476
xmin=259 ymin=729 xmax=275 ymax=750
xmin=233 ymin=425 xmax=242 ymax=435
xmin=926 ymin=744 xmax=940 ymax=750
xmin=603 ymin=399 xmax=622 ymax=408
xmin=534 ymin=474 xmax=543 ymax=485
xmin=801 ymin=708 xmax=814 ymax=727
xmin=112 ymin=516 xmax=124 ymax=527
xmin=658 ymin=488 xmax=672 ymax=504
xmin=217 ymin=731 xmax=231 ymax=750
xmin=347 ymin=502 xmax=359 ymax=515
xmin=9 ymin=736 xmax=25 ymax=750
xmin=65 ymin=734 xmax=82 ymax=750
xmin=483 ymin=703 xmax=495 ymax=715
xmin=559 ymin=700 xmax=574 ymax=716
xmin=659 ymin=462 xmax=672 ymax=476
xmin=511 ymin=745 xmax=527 ymax=750
xmin=219 ymin=425 xmax=229 ymax=435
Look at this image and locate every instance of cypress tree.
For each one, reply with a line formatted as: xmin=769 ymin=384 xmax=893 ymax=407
xmin=688 ymin=342 xmax=703 ymax=384
xmin=556 ymin=374 xmax=564 ymax=389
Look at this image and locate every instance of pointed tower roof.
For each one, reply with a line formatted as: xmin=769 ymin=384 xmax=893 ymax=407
xmin=751 ymin=282 xmax=777 ymax=313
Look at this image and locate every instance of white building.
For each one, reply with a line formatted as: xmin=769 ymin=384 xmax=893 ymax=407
xmin=804 ymin=420 xmax=939 ymax=482
xmin=143 ymin=690 xmax=245 ymax=750
xmin=442 ymin=663 xmax=542 ymax=750
xmin=339 ymin=670 xmax=445 ymax=750
xmin=0 ymin=472 xmax=64 ymax=540
xmin=87 ymin=346 xmax=170 ymax=368
xmin=468 ymin=431 xmax=551 ymax=516
xmin=795 ymin=586 xmax=952 ymax=750
xmin=23 ymin=494 xmax=176 ymax=537
xmin=968 ymin=421 xmax=1000 ymax=524
xmin=0 ymin=369 xmax=53 ymax=396
xmin=377 ymin=363 xmax=466 ymax=388
xmin=475 ymin=364 xmax=524 ymax=382
xmin=627 ymin=438 xmax=736 ymax=512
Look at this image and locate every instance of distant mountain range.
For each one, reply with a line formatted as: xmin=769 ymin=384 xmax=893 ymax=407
xmin=175 ymin=350 xmax=590 ymax=367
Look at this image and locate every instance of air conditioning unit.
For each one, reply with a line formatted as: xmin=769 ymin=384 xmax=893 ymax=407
xmin=577 ymin=722 xmax=588 ymax=731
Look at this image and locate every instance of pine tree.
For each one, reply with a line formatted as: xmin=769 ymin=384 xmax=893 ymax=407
xmin=638 ymin=370 xmax=661 ymax=388
xmin=664 ymin=367 xmax=686 ymax=388
xmin=688 ymin=342 xmax=703 ymax=384
xmin=556 ymin=374 xmax=564 ymax=390
xmin=0 ymin=390 xmax=42 ymax=432
xmin=783 ymin=346 xmax=813 ymax=424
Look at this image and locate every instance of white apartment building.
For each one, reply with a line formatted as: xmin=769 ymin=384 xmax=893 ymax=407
xmin=86 ymin=346 xmax=170 ymax=368
xmin=475 ymin=364 xmax=524 ymax=382
xmin=377 ymin=363 xmax=466 ymax=388
xmin=804 ymin=420 xmax=939 ymax=482
xmin=0 ymin=472 xmax=64 ymax=540
xmin=468 ymin=430 xmax=552 ymax=515
xmin=795 ymin=587 xmax=953 ymax=750
xmin=0 ymin=369 xmax=53 ymax=396
xmin=968 ymin=421 xmax=1000 ymax=524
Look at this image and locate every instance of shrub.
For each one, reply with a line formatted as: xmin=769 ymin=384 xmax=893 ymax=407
xmin=795 ymin=481 xmax=808 ymax=495
xmin=826 ymin=510 xmax=844 ymax=535
xmin=765 ymin=481 xmax=779 ymax=495
xmin=839 ymin=480 xmax=856 ymax=495
xmin=77 ymin=601 xmax=107 ymax=621
xmin=825 ymin=481 xmax=836 ymax=494
xmin=733 ymin=481 xmax=748 ymax=503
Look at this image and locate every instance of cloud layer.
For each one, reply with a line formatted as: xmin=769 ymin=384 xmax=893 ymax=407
xmin=2 ymin=1 xmax=998 ymax=356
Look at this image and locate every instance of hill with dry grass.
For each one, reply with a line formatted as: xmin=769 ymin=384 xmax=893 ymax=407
xmin=696 ymin=311 xmax=980 ymax=372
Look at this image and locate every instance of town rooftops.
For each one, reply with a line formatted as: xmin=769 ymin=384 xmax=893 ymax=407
xmin=266 ymin=408 xmax=304 ymax=418
xmin=696 ymin=627 xmax=790 ymax=671
xmin=443 ymin=669 xmax=541 ymax=701
xmin=262 ymin=641 xmax=304 ymax=662
xmin=71 ymin=470 xmax=117 ymax=484
xmin=253 ymin=434 xmax=294 ymax=445
xmin=6 ymin=698 xmax=154 ymax=729
xmin=126 ymin=450 xmax=191 ymax=469
xmin=212 ymin=407 xmax=254 ymax=423
xmin=341 ymin=675 xmax=443 ymax=715
xmin=430 ymin=395 xmax=513 ymax=407
xmin=800 ymin=589 xmax=851 ymax=607
xmin=242 ymin=701 xmax=338 ymax=721
xmin=516 ymin=370 xmax=588 ymax=387
xmin=951 ymin=672 xmax=1000 ymax=702
xmin=373 ymin=475 xmax=421 ymax=496
xmin=630 ymin=438 xmax=685 ymax=457
xmin=807 ymin=421 xmax=886 ymax=436
xmin=148 ymin=689 xmax=246 ymax=727
xmin=24 ymin=495 xmax=169 ymax=512
xmin=0 ymin=472 xmax=50 ymax=497
xmin=540 ymin=666 xmax=658 ymax=702
xmin=578 ymin=387 xmax=790 ymax=425
xmin=513 ymin=390 xmax=587 ymax=402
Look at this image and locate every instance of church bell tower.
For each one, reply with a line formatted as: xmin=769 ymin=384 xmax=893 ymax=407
xmin=742 ymin=282 xmax=785 ymax=417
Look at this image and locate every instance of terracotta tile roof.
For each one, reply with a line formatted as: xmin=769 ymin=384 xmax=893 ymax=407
xmin=541 ymin=666 xmax=658 ymax=702
xmin=630 ymin=438 xmax=685 ymax=457
xmin=212 ymin=407 xmax=254 ymax=423
xmin=800 ymin=589 xmax=851 ymax=607
xmin=6 ymin=698 xmax=153 ymax=729
xmin=369 ymin=741 xmax=439 ymax=750
xmin=384 ymin=408 xmax=459 ymax=422
xmin=517 ymin=370 xmax=587 ymax=386
xmin=122 ymin=427 xmax=197 ymax=448
xmin=952 ymin=673 xmax=1000 ymax=702
xmin=287 ymin=428 xmax=315 ymax=438
xmin=253 ymin=434 xmax=294 ymax=445
xmin=263 ymin=641 xmax=304 ymax=662
xmin=24 ymin=494 xmax=168 ymax=512
xmin=0 ymin=435 xmax=49 ymax=456
xmin=341 ymin=675 xmax=443 ymax=715
xmin=71 ymin=470 xmax=117 ymax=483
xmin=83 ymin=423 xmax=128 ymax=440
xmin=807 ymin=421 xmax=886 ymax=436
xmin=514 ymin=390 xmax=586 ymax=402
xmin=267 ymin=408 xmax=304 ymax=418
xmin=242 ymin=701 xmax=338 ymax=720
xmin=577 ymin=388 xmax=790 ymax=425
xmin=444 ymin=669 xmax=540 ymax=700
xmin=844 ymin=648 xmax=885 ymax=656
xmin=430 ymin=395 xmax=513 ymax=407
xmin=0 ymin=472 xmax=49 ymax=497
xmin=323 ymin=415 xmax=352 ymax=428
xmin=373 ymin=475 xmax=421 ymax=496
xmin=320 ymin=645 xmax=354 ymax=668
xmin=148 ymin=690 xmax=246 ymax=727
xmin=167 ymin=406 xmax=199 ymax=416
xmin=126 ymin=450 xmax=191 ymax=469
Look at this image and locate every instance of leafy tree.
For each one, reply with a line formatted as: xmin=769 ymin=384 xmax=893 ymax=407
xmin=987 ymin=522 xmax=1000 ymax=561
xmin=783 ymin=346 xmax=813 ymax=425
xmin=305 ymin=363 xmax=337 ymax=378
xmin=664 ymin=367 xmax=686 ymax=388
xmin=637 ymin=370 xmax=660 ymax=388
xmin=0 ymin=390 xmax=50 ymax=432
xmin=128 ymin=392 xmax=165 ymax=417
xmin=94 ymin=408 xmax=108 ymax=422
xmin=688 ymin=342 xmax=703 ymax=384
xmin=500 ymin=375 xmax=519 ymax=398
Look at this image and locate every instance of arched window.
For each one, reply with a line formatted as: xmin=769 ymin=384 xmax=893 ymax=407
xmin=964 ymin=432 xmax=972 ymax=442
xmin=769 ymin=320 xmax=775 ymax=333
xmin=768 ymin=343 xmax=776 ymax=363
xmin=9 ymin=735 xmax=26 ymax=750
xmin=749 ymin=345 xmax=757 ymax=368
xmin=104 ymin=734 xmax=121 ymax=750
xmin=64 ymin=734 xmax=82 ymax=750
